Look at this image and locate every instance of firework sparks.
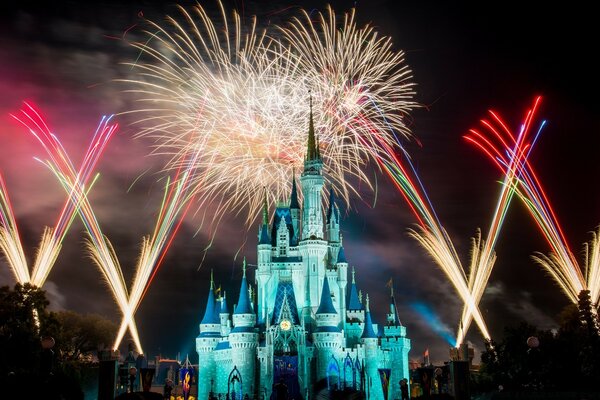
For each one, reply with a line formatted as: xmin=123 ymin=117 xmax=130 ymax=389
xmin=455 ymin=97 xmax=544 ymax=346
xmin=0 ymin=102 xmax=108 ymax=288
xmin=465 ymin=97 xmax=595 ymax=306
xmin=368 ymin=128 xmax=492 ymax=343
xmin=21 ymin=107 xmax=196 ymax=352
xmin=11 ymin=103 xmax=146 ymax=352
xmin=122 ymin=2 xmax=417 ymax=232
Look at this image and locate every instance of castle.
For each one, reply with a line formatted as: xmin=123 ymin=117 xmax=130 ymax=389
xmin=196 ymin=104 xmax=411 ymax=399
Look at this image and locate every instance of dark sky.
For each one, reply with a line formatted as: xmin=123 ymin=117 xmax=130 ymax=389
xmin=0 ymin=0 xmax=599 ymax=364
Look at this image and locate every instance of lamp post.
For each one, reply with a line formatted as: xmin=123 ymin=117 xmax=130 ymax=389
xmin=526 ymin=336 xmax=540 ymax=391
xmin=40 ymin=336 xmax=55 ymax=376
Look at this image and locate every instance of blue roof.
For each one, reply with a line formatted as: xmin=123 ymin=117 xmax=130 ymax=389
xmin=231 ymin=326 xmax=256 ymax=333
xmin=316 ymin=276 xmax=337 ymax=315
xmin=201 ymin=284 xmax=220 ymax=325
xmin=234 ymin=271 xmax=253 ymax=315
xmin=290 ymin=173 xmax=300 ymax=209
xmin=215 ymin=341 xmax=231 ymax=350
xmin=271 ymin=281 xmax=301 ymax=325
xmin=347 ymin=273 xmax=363 ymax=311
xmin=220 ymin=293 xmax=229 ymax=314
xmin=337 ymin=246 xmax=347 ymax=264
xmin=361 ymin=310 xmax=377 ymax=339
xmin=258 ymin=224 xmax=270 ymax=245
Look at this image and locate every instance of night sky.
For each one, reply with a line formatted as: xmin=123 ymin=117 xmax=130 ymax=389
xmin=1 ymin=1 xmax=599 ymax=364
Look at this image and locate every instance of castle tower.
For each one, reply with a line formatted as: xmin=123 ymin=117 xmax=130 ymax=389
xmin=257 ymin=193 xmax=272 ymax=323
xmin=300 ymin=95 xmax=324 ymax=240
xmin=196 ymin=271 xmax=221 ymax=400
xmin=336 ymin=245 xmax=348 ymax=328
xmin=327 ymin=187 xmax=341 ymax=249
xmin=382 ymin=282 xmax=411 ymax=399
xmin=313 ymin=276 xmax=343 ymax=382
xmin=229 ymin=258 xmax=258 ymax=398
xmin=299 ymin=95 xmax=328 ymax=315
xmin=361 ymin=295 xmax=383 ymax=400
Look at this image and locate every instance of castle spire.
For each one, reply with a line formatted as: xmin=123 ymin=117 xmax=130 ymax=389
xmin=262 ymin=188 xmax=268 ymax=225
xmin=347 ymin=267 xmax=363 ymax=311
xmin=234 ymin=258 xmax=253 ymax=315
xmin=327 ymin=186 xmax=338 ymax=224
xmin=290 ymin=167 xmax=300 ymax=210
xmin=305 ymin=92 xmax=319 ymax=162
xmin=388 ymin=279 xmax=402 ymax=326
xmin=361 ymin=294 xmax=377 ymax=339
xmin=220 ymin=291 xmax=228 ymax=314
xmin=200 ymin=274 xmax=220 ymax=325
xmin=316 ymin=275 xmax=337 ymax=315
xmin=258 ymin=190 xmax=270 ymax=245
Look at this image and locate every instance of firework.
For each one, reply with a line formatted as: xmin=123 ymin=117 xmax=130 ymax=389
xmin=465 ymin=97 xmax=592 ymax=305
xmin=112 ymin=157 xmax=195 ymax=350
xmin=371 ymin=130 xmax=491 ymax=342
xmin=27 ymin=114 xmax=196 ymax=352
xmin=0 ymin=103 xmax=109 ymax=288
xmin=123 ymin=2 xmax=417 ymax=230
xmin=455 ymin=97 xmax=544 ymax=346
xmin=11 ymin=103 xmax=147 ymax=352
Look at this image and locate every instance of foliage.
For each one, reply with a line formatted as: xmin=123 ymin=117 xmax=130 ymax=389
xmin=0 ymin=283 xmax=60 ymax=374
xmin=54 ymin=310 xmax=117 ymax=362
xmin=477 ymin=289 xmax=600 ymax=393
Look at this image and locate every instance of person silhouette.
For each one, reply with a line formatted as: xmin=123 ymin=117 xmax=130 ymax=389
xmin=400 ymin=378 xmax=409 ymax=400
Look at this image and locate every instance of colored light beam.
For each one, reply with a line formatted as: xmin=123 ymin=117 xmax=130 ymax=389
xmin=351 ymin=101 xmax=492 ymax=343
xmin=11 ymin=103 xmax=144 ymax=353
xmin=0 ymin=103 xmax=107 ymax=288
xmin=465 ymin=97 xmax=588 ymax=305
xmin=456 ymin=96 xmax=545 ymax=346
xmin=29 ymin=113 xmax=198 ymax=352
xmin=112 ymin=152 xmax=196 ymax=350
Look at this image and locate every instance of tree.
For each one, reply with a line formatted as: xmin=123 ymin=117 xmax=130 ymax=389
xmin=0 ymin=283 xmax=59 ymax=374
xmin=578 ymin=290 xmax=598 ymax=335
xmin=54 ymin=310 xmax=117 ymax=362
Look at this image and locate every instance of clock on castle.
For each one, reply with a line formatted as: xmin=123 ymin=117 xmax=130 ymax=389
xmin=196 ymin=99 xmax=411 ymax=400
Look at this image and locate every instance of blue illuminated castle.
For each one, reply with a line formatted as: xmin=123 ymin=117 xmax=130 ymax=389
xmin=196 ymin=105 xmax=411 ymax=399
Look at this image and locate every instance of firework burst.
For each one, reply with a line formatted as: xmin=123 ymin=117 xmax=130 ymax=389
xmin=465 ymin=97 xmax=600 ymax=307
xmin=123 ymin=2 xmax=417 ymax=229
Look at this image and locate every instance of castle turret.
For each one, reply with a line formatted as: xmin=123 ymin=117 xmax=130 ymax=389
xmin=257 ymin=193 xmax=272 ymax=323
xmin=327 ymin=187 xmax=340 ymax=245
xmin=196 ymin=271 xmax=221 ymax=400
xmin=313 ymin=276 xmax=343 ymax=381
xmin=230 ymin=258 xmax=258 ymax=398
xmin=219 ymin=291 xmax=231 ymax=336
xmin=336 ymin=243 xmax=348 ymax=330
xmin=347 ymin=267 xmax=364 ymax=320
xmin=381 ymin=282 xmax=411 ymax=400
xmin=290 ymin=170 xmax=300 ymax=244
xmin=362 ymin=295 xmax=382 ymax=400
